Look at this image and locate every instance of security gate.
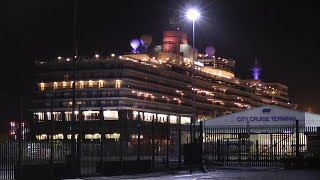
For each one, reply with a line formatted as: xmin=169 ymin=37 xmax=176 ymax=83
xmin=203 ymin=125 xmax=316 ymax=168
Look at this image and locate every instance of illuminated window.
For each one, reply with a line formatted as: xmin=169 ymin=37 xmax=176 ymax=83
xmin=46 ymin=112 xmax=62 ymax=121
xmin=39 ymin=82 xmax=45 ymax=91
xmin=53 ymin=134 xmax=64 ymax=140
xmin=67 ymin=134 xmax=79 ymax=139
xmin=143 ymin=112 xmax=154 ymax=122
xmin=131 ymin=134 xmax=143 ymax=139
xmin=105 ymin=133 xmax=120 ymax=141
xmin=70 ymin=81 xmax=73 ymax=88
xmin=46 ymin=112 xmax=51 ymax=120
xmin=33 ymin=112 xmax=45 ymax=122
xmin=79 ymin=81 xmax=84 ymax=89
xmin=53 ymin=112 xmax=62 ymax=121
xmin=36 ymin=134 xmax=47 ymax=140
xmin=65 ymin=111 xmax=72 ymax=121
xmin=133 ymin=111 xmax=142 ymax=120
xmin=85 ymin=133 xmax=101 ymax=140
xmin=98 ymin=80 xmax=104 ymax=88
xmin=115 ymin=80 xmax=121 ymax=88
xmin=181 ymin=117 xmax=191 ymax=124
xmin=53 ymin=82 xmax=58 ymax=90
xmin=83 ymin=110 xmax=99 ymax=121
xmin=88 ymin=80 xmax=93 ymax=88
xmin=65 ymin=111 xmax=79 ymax=121
xmin=103 ymin=110 xmax=119 ymax=120
xmin=170 ymin=115 xmax=177 ymax=124
xmin=62 ymin=81 xmax=67 ymax=88
xmin=157 ymin=114 xmax=167 ymax=123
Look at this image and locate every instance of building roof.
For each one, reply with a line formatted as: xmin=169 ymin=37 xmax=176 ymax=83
xmin=204 ymin=105 xmax=320 ymax=127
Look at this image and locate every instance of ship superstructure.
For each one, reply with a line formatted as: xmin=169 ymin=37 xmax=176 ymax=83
xmin=32 ymin=29 xmax=293 ymax=140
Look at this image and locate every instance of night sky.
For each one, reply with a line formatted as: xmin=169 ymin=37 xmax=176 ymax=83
xmin=1 ymin=0 xmax=320 ymax=128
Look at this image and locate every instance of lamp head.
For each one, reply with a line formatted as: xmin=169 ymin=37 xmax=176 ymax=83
xmin=186 ymin=9 xmax=200 ymax=21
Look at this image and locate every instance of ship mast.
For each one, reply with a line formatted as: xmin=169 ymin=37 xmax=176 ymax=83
xmin=252 ymin=57 xmax=261 ymax=80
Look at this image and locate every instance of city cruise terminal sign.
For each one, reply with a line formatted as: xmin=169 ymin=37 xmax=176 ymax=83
xmin=236 ymin=116 xmax=296 ymax=122
xmin=236 ymin=108 xmax=297 ymax=124
xmin=204 ymin=106 xmax=304 ymax=127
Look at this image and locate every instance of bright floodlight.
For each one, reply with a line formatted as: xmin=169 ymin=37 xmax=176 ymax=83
xmin=186 ymin=9 xmax=200 ymax=21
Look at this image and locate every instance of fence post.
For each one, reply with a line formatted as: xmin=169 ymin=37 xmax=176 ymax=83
xmin=199 ymin=121 xmax=203 ymax=167
xmin=217 ymin=139 xmax=220 ymax=161
xmin=238 ymin=134 xmax=241 ymax=165
xmin=152 ymin=115 xmax=155 ymax=169
xmin=71 ymin=53 xmax=77 ymax=178
xmin=270 ymin=134 xmax=273 ymax=161
xmin=99 ymin=104 xmax=104 ymax=172
xmin=76 ymin=104 xmax=82 ymax=176
xmin=17 ymin=96 xmax=23 ymax=179
xmin=50 ymin=97 xmax=54 ymax=179
xmin=137 ymin=113 xmax=141 ymax=162
xmin=166 ymin=116 xmax=169 ymax=168
xmin=255 ymin=140 xmax=259 ymax=161
xmin=295 ymin=120 xmax=300 ymax=158
xmin=178 ymin=116 xmax=181 ymax=168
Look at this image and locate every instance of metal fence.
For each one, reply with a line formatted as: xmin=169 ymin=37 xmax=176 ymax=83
xmin=0 ymin=119 xmax=193 ymax=179
xmin=2 ymin=119 xmax=320 ymax=179
xmin=203 ymin=122 xmax=320 ymax=168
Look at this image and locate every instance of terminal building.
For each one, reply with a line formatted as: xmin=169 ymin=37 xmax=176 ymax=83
xmin=204 ymin=105 xmax=320 ymax=129
xmin=203 ymin=105 xmax=320 ymax=157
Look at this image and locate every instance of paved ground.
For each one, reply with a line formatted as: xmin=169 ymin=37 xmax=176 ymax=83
xmin=63 ymin=167 xmax=320 ymax=180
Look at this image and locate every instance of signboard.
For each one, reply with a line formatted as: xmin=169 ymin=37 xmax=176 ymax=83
xmin=194 ymin=60 xmax=204 ymax=67
xmin=236 ymin=116 xmax=297 ymax=122
xmin=235 ymin=108 xmax=297 ymax=124
xmin=204 ymin=106 xmax=305 ymax=127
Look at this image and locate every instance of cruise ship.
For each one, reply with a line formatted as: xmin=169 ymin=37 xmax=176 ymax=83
xmin=31 ymin=28 xmax=294 ymax=141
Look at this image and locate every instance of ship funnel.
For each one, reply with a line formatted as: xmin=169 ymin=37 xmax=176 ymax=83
xmin=205 ymin=46 xmax=216 ymax=58
xmin=140 ymin=34 xmax=152 ymax=52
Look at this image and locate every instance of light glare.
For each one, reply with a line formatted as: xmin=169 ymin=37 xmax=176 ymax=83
xmin=186 ymin=9 xmax=200 ymax=21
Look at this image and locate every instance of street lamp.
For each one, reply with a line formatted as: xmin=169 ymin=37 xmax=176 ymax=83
xmin=186 ymin=8 xmax=200 ymax=143
xmin=186 ymin=8 xmax=200 ymax=51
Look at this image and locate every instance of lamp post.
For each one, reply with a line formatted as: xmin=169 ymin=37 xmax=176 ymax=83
xmin=71 ymin=0 xmax=79 ymax=176
xmin=186 ymin=8 xmax=200 ymax=143
xmin=186 ymin=9 xmax=200 ymax=53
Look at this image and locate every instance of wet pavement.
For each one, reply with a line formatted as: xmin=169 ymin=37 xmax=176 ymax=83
xmin=64 ymin=167 xmax=320 ymax=180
